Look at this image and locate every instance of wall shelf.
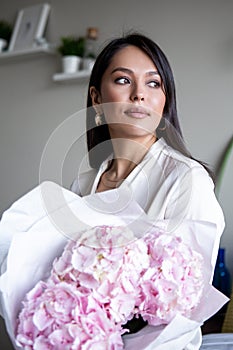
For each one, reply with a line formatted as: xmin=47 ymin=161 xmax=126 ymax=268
xmin=0 ymin=44 xmax=91 ymax=83
xmin=0 ymin=45 xmax=56 ymax=61
xmin=53 ymin=70 xmax=91 ymax=82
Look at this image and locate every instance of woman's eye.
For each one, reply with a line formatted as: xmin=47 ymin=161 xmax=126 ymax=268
xmin=115 ymin=77 xmax=130 ymax=85
xmin=147 ymin=80 xmax=161 ymax=88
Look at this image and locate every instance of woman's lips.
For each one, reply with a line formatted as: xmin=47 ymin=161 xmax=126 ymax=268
xmin=124 ymin=107 xmax=150 ymax=119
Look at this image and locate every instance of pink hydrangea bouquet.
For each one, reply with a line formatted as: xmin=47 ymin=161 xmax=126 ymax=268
xmin=16 ymin=225 xmax=204 ymax=350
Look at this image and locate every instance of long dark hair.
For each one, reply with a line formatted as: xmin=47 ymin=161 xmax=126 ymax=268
xmin=86 ymin=32 xmax=213 ymax=178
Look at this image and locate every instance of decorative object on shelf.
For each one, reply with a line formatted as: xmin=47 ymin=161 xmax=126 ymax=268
xmin=0 ymin=20 xmax=13 ymax=52
xmin=82 ymin=57 xmax=95 ymax=71
xmin=83 ymin=27 xmax=98 ymax=71
xmin=0 ymin=39 xmax=6 ymax=52
xmin=62 ymin=55 xmax=81 ymax=74
xmin=57 ymin=36 xmax=85 ymax=74
xmin=8 ymin=3 xmax=50 ymax=52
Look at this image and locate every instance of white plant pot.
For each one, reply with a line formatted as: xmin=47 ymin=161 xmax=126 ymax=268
xmin=62 ymin=55 xmax=81 ymax=74
xmin=0 ymin=38 xmax=7 ymax=52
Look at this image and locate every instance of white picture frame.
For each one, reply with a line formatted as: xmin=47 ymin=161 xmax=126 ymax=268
xmin=8 ymin=3 xmax=50 ymax=52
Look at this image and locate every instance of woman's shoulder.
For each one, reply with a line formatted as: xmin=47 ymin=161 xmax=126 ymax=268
xmin=150 ymin=138 xmax=214 ymax=191
xmin=159 ymin=138 xmax=211 ymax=176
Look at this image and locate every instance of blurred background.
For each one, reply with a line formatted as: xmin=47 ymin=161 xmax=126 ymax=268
xmin=0 ymin=0 xmax=233 ymax=348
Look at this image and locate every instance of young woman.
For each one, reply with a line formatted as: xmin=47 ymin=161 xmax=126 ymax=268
xmin=71 ymin=32 xmax=223 ymax=235
xmin=70 ymin=32 xmax=225 ymax=348
xmin=0 ymin=32 xmax=225 ymax=349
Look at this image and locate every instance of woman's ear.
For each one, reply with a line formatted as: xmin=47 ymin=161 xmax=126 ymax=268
xmin=90 ymin=86 xmax=103 ymax=114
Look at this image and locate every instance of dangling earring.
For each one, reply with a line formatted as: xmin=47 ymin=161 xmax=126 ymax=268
xmin=95 ymin=113 xmax=103 ymax=126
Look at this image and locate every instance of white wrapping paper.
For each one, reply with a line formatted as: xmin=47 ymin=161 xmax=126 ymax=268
xmin=0 ymin=181 xmax=229 ymax=349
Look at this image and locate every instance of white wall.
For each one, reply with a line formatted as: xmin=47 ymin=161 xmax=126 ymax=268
xmin=0 ymin=0 xmax=233 ymax=347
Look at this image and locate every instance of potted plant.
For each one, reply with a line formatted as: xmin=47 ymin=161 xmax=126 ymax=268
xmin=0 ymin=20 xmax=13 ymax=52
xmin=58 ymin=36 xmax=85 ymax=74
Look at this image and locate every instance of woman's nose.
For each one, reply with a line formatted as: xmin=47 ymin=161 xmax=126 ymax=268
xmin=130 ymin=84 xmax=145 ymax=102
xmin=133 ymin=93 xmax=144 ymax=101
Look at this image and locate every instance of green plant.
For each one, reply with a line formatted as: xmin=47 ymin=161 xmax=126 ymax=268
xmin=0 ymin=20 xmax=13 ymax=42
xmin=58 ymin=36 xmax=85 ymax=57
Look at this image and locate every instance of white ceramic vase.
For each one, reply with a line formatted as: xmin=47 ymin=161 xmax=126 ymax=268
xmin=82 ymin=57 xmax=95 ymax=71
xmin=0 ymin=38 xmax=7 ymax=52
xmin=62 ymin=55 xmax=81 ymax=74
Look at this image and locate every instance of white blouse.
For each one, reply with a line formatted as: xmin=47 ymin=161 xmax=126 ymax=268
xmin=71 ymin=138 xmax=225 ymax=239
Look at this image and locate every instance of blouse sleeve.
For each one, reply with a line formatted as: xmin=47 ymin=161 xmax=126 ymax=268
xmin=165 ymin=165 xmax=224 ymax=233
xmin=164 ymin=164 xmax=225 ymax=270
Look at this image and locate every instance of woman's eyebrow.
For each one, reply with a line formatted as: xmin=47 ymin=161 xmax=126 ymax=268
xmin=146 ymin=71 xmax=160 ymax=76
xmin=111 ymin=67 xmax=133 ymax=75
xmin=111 ymin=67 xmax=160 ymax=76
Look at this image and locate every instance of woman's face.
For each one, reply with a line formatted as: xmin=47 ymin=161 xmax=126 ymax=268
xmin=90 ymin=45 xmax=166 ymax=139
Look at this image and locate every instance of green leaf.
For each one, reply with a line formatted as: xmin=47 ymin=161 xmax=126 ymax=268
xmin=58 ymin=36 xmax=85 ymax=57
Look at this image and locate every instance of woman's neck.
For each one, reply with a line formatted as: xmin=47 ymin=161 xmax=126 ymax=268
xmin=107 ymin=134 xmax=156 ymax=180
xmin=96 ymin=134 xmax=156 ymax=192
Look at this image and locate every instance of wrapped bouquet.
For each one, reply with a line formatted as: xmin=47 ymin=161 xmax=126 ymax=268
xmin=16 ymin=225 xmax=204 ymax=349
xmin=0 ymin=182 xmax=229 ymax=350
